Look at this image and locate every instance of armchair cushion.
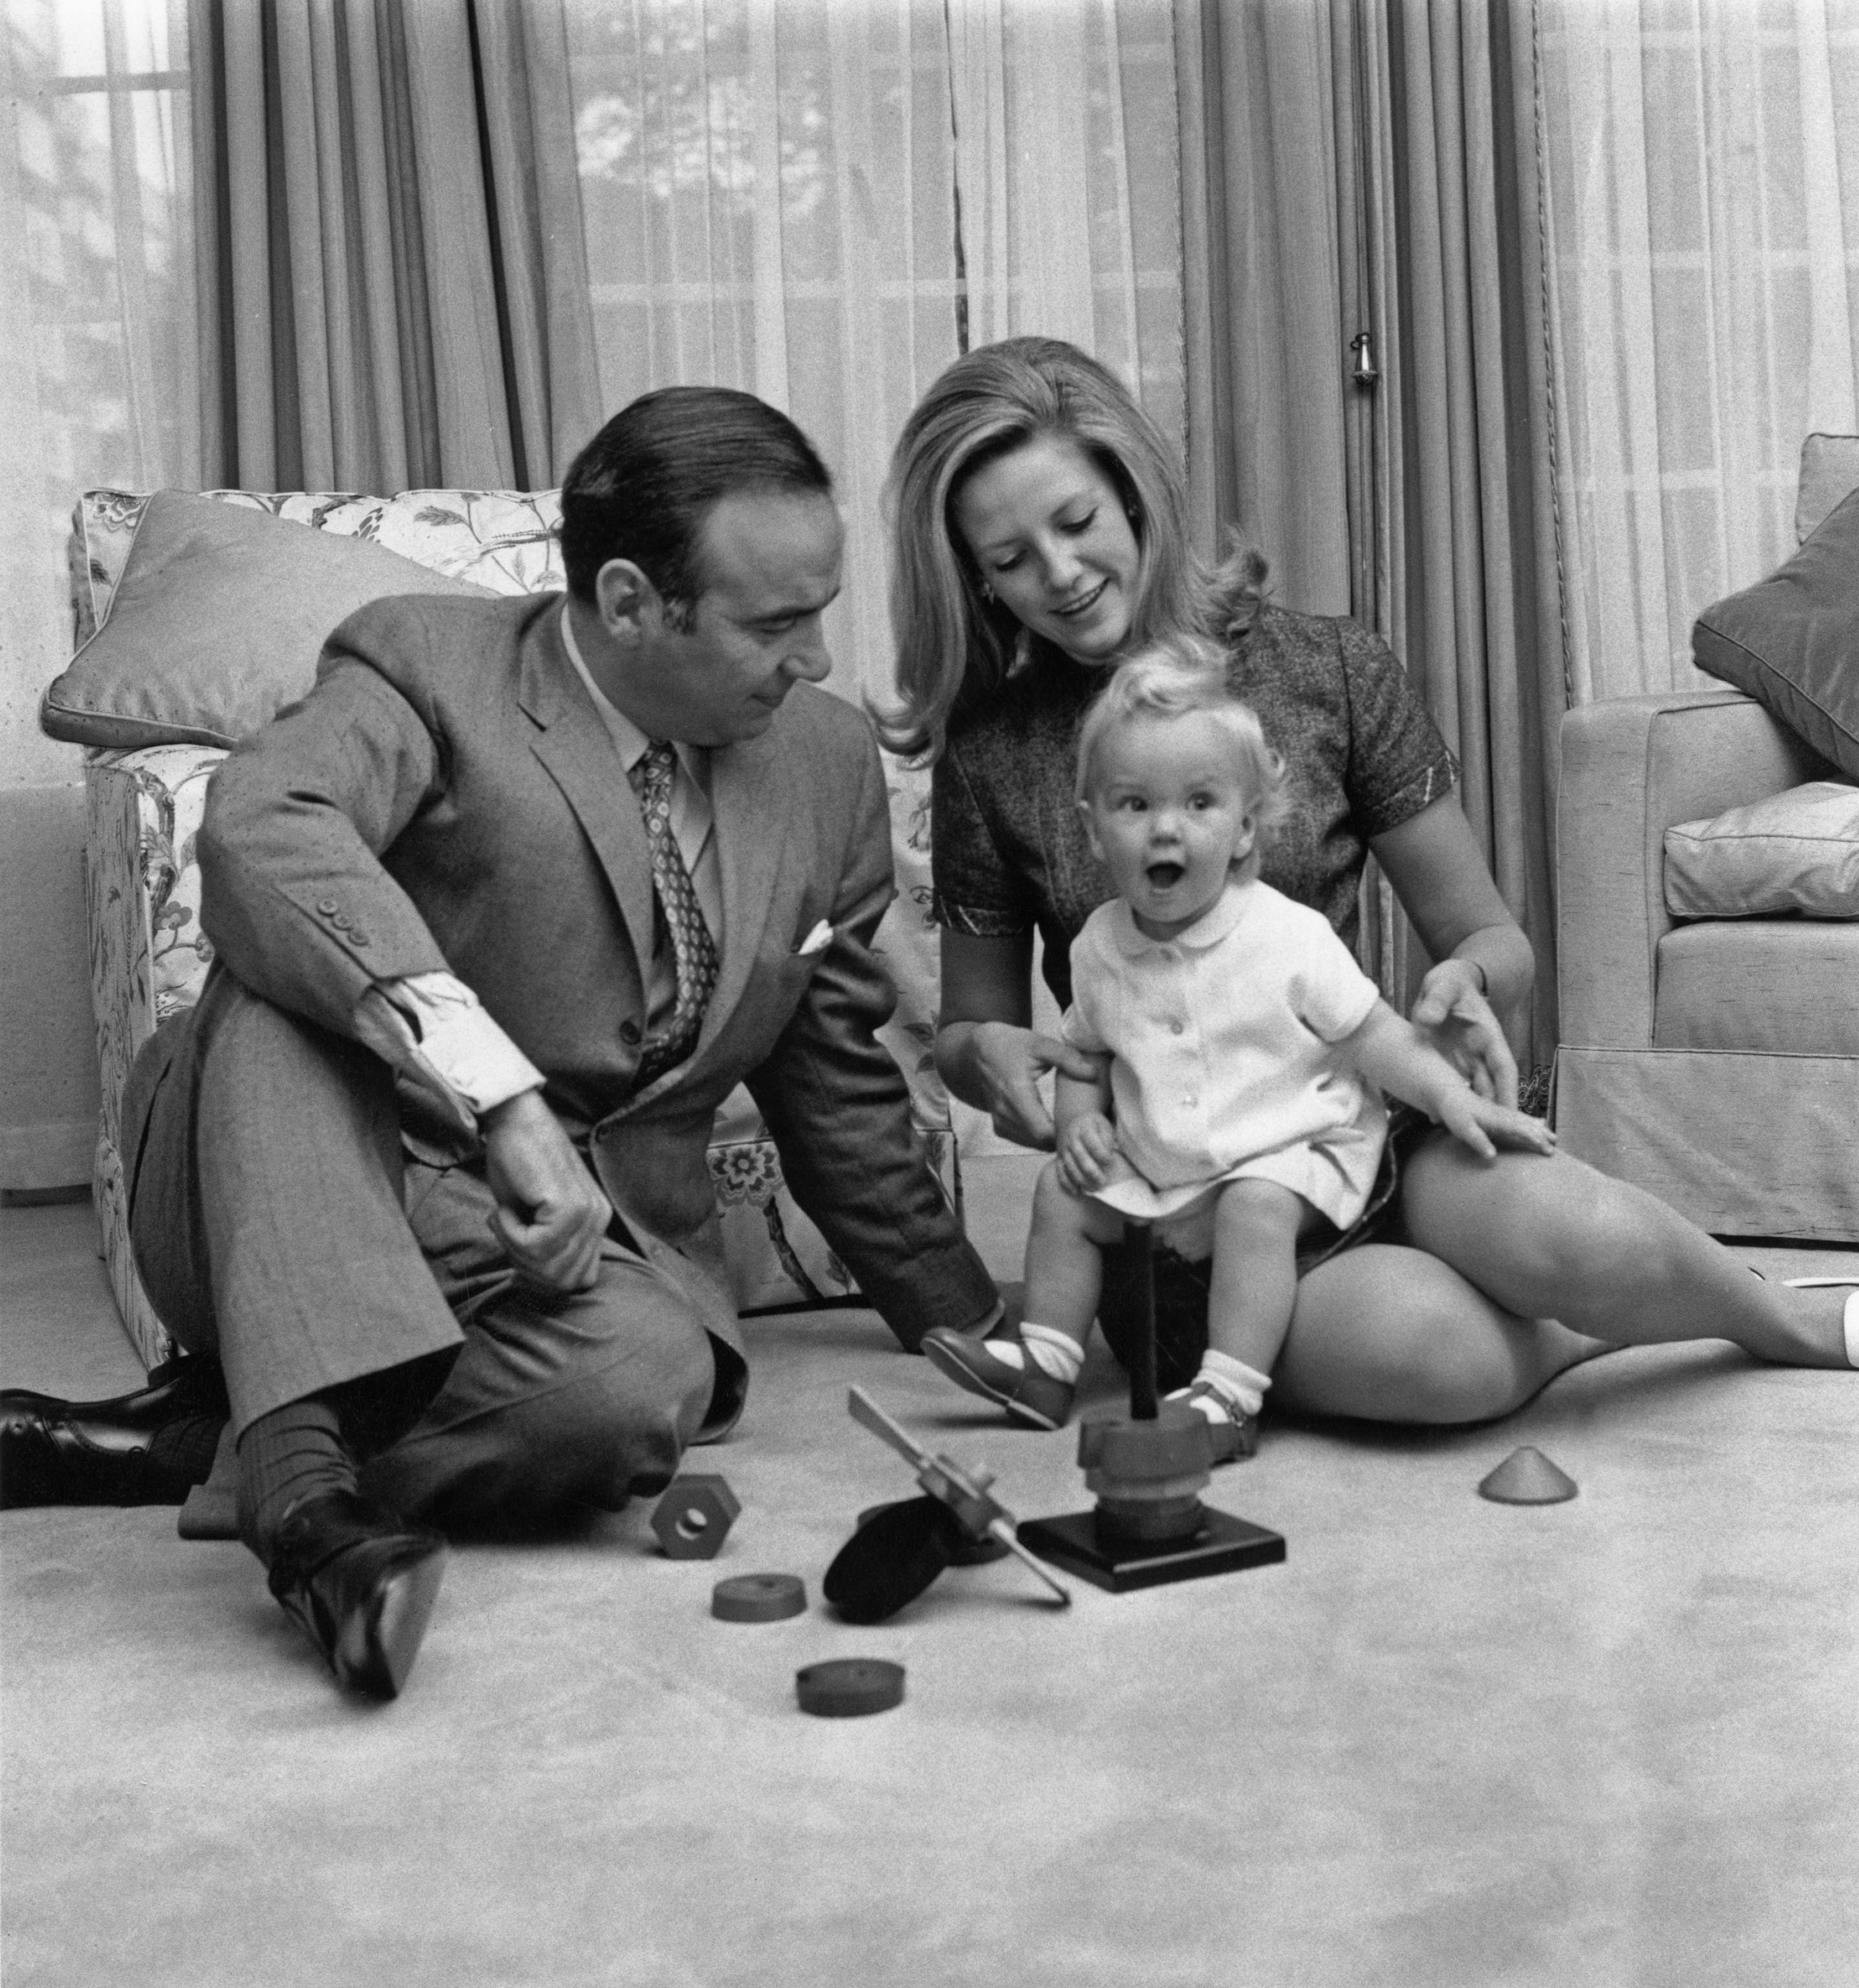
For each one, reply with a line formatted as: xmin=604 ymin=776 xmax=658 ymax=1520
xmin=42 ymin=492 xmax=492 ymax=751
xmin=1692 ymin=488 xmax=1859 ymax=782
xmin=1663 ymin=780 xmax=1859 ymax=919
xmin=1653 ymin=919 xmax=1859 ymax=1055
xmin=1554 ymin=689 xmax=1859 ymax=1239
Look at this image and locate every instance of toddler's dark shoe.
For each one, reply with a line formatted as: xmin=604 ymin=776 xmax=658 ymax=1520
xmin=920 ymin=1328 xmax=1075 ymax=1431
xmin=1169 ymin=1379 xmax=1259 ymax=1465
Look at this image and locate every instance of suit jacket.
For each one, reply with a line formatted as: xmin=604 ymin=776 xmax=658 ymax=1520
xmin=195 ymin=591 xmax=995 ymax=1413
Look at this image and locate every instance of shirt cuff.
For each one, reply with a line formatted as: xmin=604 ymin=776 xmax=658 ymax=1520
xmin=353 ymin=974 xmax=545 ymax=1127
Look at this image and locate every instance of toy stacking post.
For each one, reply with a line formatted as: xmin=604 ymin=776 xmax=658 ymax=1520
xmin=1126 ymin=1221 xmax=1159 ymax=1421
xmin=1016 ymin=1217 xmax=1286 ymax=1592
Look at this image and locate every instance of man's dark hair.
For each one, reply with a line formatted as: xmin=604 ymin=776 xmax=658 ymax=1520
xmin=558 ymin=386 xmax=833 ymax=620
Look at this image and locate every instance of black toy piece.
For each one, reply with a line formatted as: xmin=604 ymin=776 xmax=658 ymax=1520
xmin=711 ymin=1573 xmax=808 ymax=1621
xmin=796 ymin=1658 xmax=906 ymax=1717
xmin=1017 ymin=1492 xmax=1286 ymax=1593
xmin=651 ymin=1474 xmax=741 ymax=1560
xmin=823 ymin=1387 xmax=1071 ymax=1623
xmin=1019 ymin=1223 xmax=1286 ymax=1593
xmin=825 ymin=1497 xmax=964 ymax=1624
xmin=858 ymin=1497 xmax=1009 ymax=1566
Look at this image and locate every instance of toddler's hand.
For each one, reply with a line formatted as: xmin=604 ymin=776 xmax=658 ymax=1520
xmin=1057 ymin=1112 xmax=1119 ymax=1195
xmin=1433 ymin=1087 xmax=1558 ymax=1163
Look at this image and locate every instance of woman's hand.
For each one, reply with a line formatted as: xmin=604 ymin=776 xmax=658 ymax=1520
xmin=946 ymin=1020 xmax=1102 ymax=1151
xmin=1370 ymin=799 xmax=1534 ymax=1110
xmin=1409 ymin=960 xmax=1519 ymax=1109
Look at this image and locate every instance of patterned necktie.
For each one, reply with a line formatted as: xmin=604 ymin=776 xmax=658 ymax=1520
xmin=628 ymin=741 xmax=719 ymax=1086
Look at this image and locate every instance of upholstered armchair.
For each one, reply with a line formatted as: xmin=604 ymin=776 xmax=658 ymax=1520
xmin=1554 ymin=438 xmax=1859 ymax=1241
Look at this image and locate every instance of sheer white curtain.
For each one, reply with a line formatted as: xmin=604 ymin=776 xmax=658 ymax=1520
xmin=558 ymin=0 xmax=1183 ymax=1156
xmin=1537 ymin=0 xmax=1859 ymax=705
xmin=1 ymin=0 xmax=195 ymax=787
xmin=560 ymin=0 xmax=1184 ymax=711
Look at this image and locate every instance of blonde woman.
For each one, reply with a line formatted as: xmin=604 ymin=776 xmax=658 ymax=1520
xmin=879 ymin=336 xmax=1857 ymax=1426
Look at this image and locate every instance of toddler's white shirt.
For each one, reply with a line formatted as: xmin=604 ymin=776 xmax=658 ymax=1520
xmin=1061 ymin=877 xmax=1387 ymax=1229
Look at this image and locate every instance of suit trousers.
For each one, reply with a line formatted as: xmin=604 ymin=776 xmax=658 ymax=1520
xmin=122 ymin=969 xmax=718 ymax=1530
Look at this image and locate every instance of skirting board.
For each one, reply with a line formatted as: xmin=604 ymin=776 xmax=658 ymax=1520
xmin=0 ymin=1119 xmax=98 ymax=1194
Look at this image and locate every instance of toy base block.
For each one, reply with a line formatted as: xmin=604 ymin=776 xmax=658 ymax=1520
xmin=1017 ymin=1507 xmax=1285 ymax=1593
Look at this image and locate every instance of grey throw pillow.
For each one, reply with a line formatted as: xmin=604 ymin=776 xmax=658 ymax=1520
xmin=1692 ymin=487 xmax=1859 ymax=782
xmin=41 ymin=490 xmax=494 ymax=751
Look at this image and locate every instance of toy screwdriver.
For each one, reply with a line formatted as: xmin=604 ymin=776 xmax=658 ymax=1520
xmin=845 ymin=1386 xmax=1071 ymax=1608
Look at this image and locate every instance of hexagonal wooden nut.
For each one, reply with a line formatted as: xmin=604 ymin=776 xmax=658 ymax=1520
xmin=651 ymin=1474 xmax=741 ymax=1560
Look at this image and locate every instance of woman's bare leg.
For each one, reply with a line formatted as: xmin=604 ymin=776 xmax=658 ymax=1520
xmin=1272 ymin=1243 xmax=1607 ymax=1424
xmin=1400 ymin=1136 xmax=1852 ymax=1368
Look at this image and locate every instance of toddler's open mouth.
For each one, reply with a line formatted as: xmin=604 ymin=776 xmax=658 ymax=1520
xmin=1145 ymin=862 xmax=1185 ymax=889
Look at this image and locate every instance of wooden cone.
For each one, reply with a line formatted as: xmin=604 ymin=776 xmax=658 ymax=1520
xmin=1478 ymin=1445 xmax=1578 ymax=1505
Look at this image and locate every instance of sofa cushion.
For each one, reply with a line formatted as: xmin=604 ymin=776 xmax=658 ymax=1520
xmin=42 ymin=491 xmax=495 ymax=750
xmin=1692 ymin=488 xmax=1859 ymax=781
xmin=1664 ymin=780 xmax=1859 ymax=919
xmin=1653 ymin=917 xmax=1859 ymax=1055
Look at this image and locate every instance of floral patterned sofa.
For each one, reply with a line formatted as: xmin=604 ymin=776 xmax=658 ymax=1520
xmin=66 ymin=486 xmax=956 ymax=1370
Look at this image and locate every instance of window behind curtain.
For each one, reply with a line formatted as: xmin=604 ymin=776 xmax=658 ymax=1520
xmin=1538 ymin=0 xmax=1859 ymax=704
xmin=1 ymin=0 xmax=195 ymax=784
xmin=0 ymin=0 xmax=1184 ymax=768
xmin=560 ymin=0 xmax=1184 ymax=709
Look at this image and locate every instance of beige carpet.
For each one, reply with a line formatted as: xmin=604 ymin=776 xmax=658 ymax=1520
xmin=3 ymin=1170 xmax=1856 ymax=1988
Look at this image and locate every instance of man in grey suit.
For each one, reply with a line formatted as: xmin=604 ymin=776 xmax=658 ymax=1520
xmin=43 ymin=387 xmax=1000 ymax=1697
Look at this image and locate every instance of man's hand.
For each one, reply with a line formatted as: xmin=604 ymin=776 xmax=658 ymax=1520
xmin=1410 ymin=961 xmax=1519 ymax=1108
xmin=481 ymin=1089 xmax=613 ymax=1293
xmin=1056 ymin=1110 xmax=1119 ymax=1196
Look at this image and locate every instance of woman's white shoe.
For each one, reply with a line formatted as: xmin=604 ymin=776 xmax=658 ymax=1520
xmin=1782 ymin=1278 xmax=1859 ymax=1369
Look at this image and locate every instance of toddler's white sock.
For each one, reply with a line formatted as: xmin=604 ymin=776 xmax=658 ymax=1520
xmin=1178 ymin=1350 xmax=1272 ymax=1423
xmin=987 ymin=1322 xmax=1085 ymax=1384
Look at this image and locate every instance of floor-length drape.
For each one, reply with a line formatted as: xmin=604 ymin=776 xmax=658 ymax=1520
xmin=190 ymin=0 xmax=602 ymax=494
xmin=1179 ymin=0 xmax=1354 ymax=616
xmin=1181 ymin=0 xmax=1563 ymax=1075
xmin=1376 ymin=0 xmax=1563 ymax=1069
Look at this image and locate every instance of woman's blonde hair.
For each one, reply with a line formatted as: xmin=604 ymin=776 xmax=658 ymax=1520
xmin=1073 ymin=635 xmax=1291 ymax=850
xmin=872 ymin=336 xmax=1263 ymax=762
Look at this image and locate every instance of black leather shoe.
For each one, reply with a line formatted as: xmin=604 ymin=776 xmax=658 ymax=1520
xmin=0 ymin=1357 xmax=229 ymax=1508
xmin=266 ymin=1489 xmax=447 ymax=1700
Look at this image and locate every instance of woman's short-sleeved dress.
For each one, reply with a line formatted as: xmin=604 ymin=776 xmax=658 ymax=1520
xmin=931 ymin=604 xmax=1457 ymax=1001
xmin=929 ymin=604 xmax=1459 ymax=1391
